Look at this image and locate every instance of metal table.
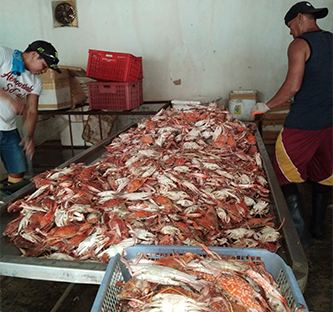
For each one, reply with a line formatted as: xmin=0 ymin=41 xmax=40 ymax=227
xmin=37 ymin=101 xmax=172 ymax=156
xmin=256 ymin=132 xmax=308 ymax=292
xmin=0 ymin=126 xmax=308 ymax=291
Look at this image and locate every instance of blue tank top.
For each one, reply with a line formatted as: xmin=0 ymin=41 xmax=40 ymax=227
xmin=284 ymin=30 xmax=333 ymax=130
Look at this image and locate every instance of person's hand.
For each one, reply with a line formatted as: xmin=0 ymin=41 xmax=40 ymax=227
xmin=20 ymin=136 xmax=35 ymax=159
xmin=251 ymin=102 xmax=271 ymax=118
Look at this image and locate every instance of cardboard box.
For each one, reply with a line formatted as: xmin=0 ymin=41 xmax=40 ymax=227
xmin=171 ymin=97 xmax=222 ymax=111
xmin=38 ymin=67 xmax=71 ymax=110
xmin=261 ymin=120 xmax=284 ymax=144
xmin=229 ymin=90 xmax=257 ymax=100
xmin=61 ymin=66 xmax=88 ymax=109
xmin=38 ymin=66 xmax=87 ymax=110
xmin=69 ymin=76 xmax=86 ymax=109
xmin=229 ymin=90 xmax=257 ymax=121
xmin=60 ymin=122 xmax=87 ymax=146
xmin=262 ymin=101 xmax=291 ymax=121
xmin=260 ymin=101 xmax=291 ymax=143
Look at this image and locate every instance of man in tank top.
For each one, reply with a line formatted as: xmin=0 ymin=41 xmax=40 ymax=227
xmin=251 ymin=2 xmax=332 ymax=248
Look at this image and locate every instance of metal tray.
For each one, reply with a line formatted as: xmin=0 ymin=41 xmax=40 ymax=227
xmin=0 ymin=127 xmax=308 ymax=291
xmin=0 ymin=124 xmax=135 ymax=285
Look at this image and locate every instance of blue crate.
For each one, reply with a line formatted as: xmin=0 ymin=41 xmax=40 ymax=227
xmin=91 ymin=245 xmax=308 ymax=312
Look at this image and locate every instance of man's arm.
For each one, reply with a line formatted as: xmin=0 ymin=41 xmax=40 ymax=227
xmin=266 ymin=38 xmax=309 ymax=108
xmin=21 ymin=93 xmax=39 ymax=158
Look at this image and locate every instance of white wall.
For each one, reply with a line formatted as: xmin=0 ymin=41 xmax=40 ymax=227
xmin=1 ymin=0 xmax=332 ymax=105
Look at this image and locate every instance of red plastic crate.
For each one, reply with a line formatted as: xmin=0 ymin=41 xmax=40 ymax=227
xmin=87 ymin=81 xmax=142 ymax=110
xmin=86 ymin=50 xmax=141 ymax=82
xmin=138 ymin=57 xmax=143 ymax=79
xmin=138 ymin=79 xmax=143 ymax=104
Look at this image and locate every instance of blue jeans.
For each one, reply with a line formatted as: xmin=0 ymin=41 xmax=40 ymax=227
xmin=0 ymin=129 xmax=26 ymax=174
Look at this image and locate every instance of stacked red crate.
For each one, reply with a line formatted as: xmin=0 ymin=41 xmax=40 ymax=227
xmin=86 ymin=50 xmax=143 ymax=110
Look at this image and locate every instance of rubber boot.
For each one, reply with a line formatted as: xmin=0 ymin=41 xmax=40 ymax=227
xmin=281 ymin=183 xmax=313 ymax=249
xmin=310 ymin=182 xmax=331 ymax=238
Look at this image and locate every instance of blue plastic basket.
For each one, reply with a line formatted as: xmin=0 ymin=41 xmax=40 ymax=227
xmin=91 ymin=245 xmax=308 ymax=312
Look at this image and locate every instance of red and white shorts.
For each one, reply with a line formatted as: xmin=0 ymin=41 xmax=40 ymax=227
xmin=273 ymin=127 xmax=333 ymax=186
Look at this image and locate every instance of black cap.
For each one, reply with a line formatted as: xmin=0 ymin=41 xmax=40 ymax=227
xmin=284 ymin=2 xmax=328 ymax=25
xmin=28 ymin=40 xmax=61 ymax=73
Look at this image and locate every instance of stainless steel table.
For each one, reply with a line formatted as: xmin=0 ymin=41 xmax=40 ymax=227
xmin=0 ymin=125 xmax=308 ymax=291
xmin=37 ymin=101 xmax=172 ymax=156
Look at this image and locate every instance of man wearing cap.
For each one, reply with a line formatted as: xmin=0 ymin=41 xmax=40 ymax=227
xmin=0 ymin=40 xmax=61 ymax=187
xmin=251 ymin=2 xmax=332 ymax=248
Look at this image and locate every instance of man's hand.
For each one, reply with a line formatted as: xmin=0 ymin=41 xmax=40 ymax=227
xmin=251 ymin=102 xmax=271 ymax=118
xmin=20 ymin=136 xmax=35 ymax=159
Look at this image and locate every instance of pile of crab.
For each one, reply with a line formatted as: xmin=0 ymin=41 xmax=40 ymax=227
xmin=3 ymin=102 xmax=282 ymax=262
xmin=115 ymin=244 xmax=305 ymax=312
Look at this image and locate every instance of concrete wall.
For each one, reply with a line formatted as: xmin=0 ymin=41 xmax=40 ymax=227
xmin=0 ymin=1 xmax=332 ymax=179
xmin=1 ymin=0 xmax=332 ymax=105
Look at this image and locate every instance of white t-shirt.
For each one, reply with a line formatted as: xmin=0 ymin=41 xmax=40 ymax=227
xmin=0 ymin=46 xmax=42 ymax=130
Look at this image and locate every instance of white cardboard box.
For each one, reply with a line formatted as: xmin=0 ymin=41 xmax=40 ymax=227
xmin=171 ymin=97 xmax=222 ymax=110
xmin=229 ymin=90 xmax=257 ymax=121
xmin=38 ymin=87 xmax=72 ymax=110
xmin=38 ymin=68 xmax=72 ymax=110
xmin=60 ymin=122 xmax=91 ymax=146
